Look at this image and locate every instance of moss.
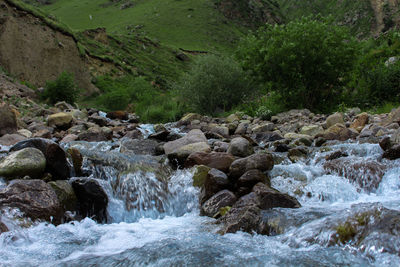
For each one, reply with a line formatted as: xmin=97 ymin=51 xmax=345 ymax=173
xmin=219 ymin=206 xmax=231 ymax=217
xmin=336 ymin=222 xmax=357 ymax=244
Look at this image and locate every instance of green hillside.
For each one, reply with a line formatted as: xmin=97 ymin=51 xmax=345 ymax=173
xmin=39 ymin=0 xmax=245 ymax=52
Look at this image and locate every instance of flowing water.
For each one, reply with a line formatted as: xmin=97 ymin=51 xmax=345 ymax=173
xmin=0 ymin=137 xmax=400 ymax=266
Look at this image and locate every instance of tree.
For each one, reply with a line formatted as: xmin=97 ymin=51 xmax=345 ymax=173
xmin=237 ymin=16 xmax=358 ymax=112
xmin=175 ymin=55 xmax=253 ymax=115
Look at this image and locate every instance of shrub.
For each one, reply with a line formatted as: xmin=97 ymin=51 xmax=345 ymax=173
xmin=175 ymin=54 xmax=254 ymax=115
xmin=98 ymin=89 xmax=130 ymax=111
xmin=237 ymin=16 xmax=358 ymax=112
xmin=42 ymin=71 xmax=79 ymax=104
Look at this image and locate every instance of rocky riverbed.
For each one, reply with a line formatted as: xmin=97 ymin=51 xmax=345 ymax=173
xmin=0 ymin=89 xmax=400 ymax=266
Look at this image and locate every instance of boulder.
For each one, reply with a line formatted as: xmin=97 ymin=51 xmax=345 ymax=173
xmin=10 ymin=138 xmax=71 ymax=180
xmin=78 ymin=126 xmax=109 ymax=142
xmin=252 ymin=132 xmax=283 ymax=144
xmin=169 ymin=142 xmax=211 ymax=165
xmin=326 ymin=112 xmax=344 ymax=128
xmin=185 ymin=152 xmax=235 ymax=173
xmin=0 ymin=148 xmax=46 ymax=179
xmin=178 ymin=113 xmax=202 ymax=126
xmin=234 ymin=121 xmax=249 ymax=135
xmin=229 ymin=153 xmax=274 ymax=179
xmin=106 ymin=111 xmax=129 ymax=120
xmin=283 ymin=133 xmax=311 ymax=140
xmin=0 ymin=133 xmax=26 ymax=146
xmin=237 ymin=169 xmax=270 ymax=188
xmin=67 ymin=147 xmax=83 ymax=176
xmin=47 ymin=112 xmax=73 ymax=129
xmin=227 ymin=137 xmax=253 ymax=157
xmin=350 ymin=112 xmax=369 ymax=132
xmin=382 ymin=106 xmax=400 ymax=126
xmin=0 ymin=179 xmax=61 ymax=222
xmin=201 ymin=168 xmax=230 ymax=204
xmin=382 ymin=144 xmax=400 ymax=160
xmin=48 ymin=180 xmax=77 ymax=212
xmin=0 ymin=220 xmax=8 ymax=234
xmin=120 ymin=139 xmax=159 ymax=156
xmin=299 ymin=125 xmax=324 ymax=137
xmin=226 ymin=113 xmax=240 ymax=123
xmin=379 ymin=136 xmax=392 ymax=151
xmin=321 ymin=123 xmax=358 ymax=141
xmin=17 ymin=129 xmax=33 ymax=138
xmin=88 ymin=115 xmax=108 ymax=127
xmin=251 ymin=123 xmax=274 ymax=133
xmin=163 ymin=129 xmax=207 ymax=155
xmin=210 ymin=125 xmax=229 ymax=138
xmin=0 ymin=103 xmax=17 ymax=136
xmin=201 ymin=190 xmax=237 ymax=217
xmin=71 ymin=178 xmax=108 ymax=223
xmin=288 ymin=147 xmax=308 ymax=163
xmin=192 ymin=165 xmax=211 ymax=187
xmin=252 ymin=183 xmax=301 ymax=210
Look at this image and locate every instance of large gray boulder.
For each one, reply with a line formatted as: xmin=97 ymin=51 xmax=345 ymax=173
xmin=0 ymin=179 xmax=62 ymax=222
xmin=227 ymin=137 xmax=253 ymax=157
xmin=0 ymin=148 xmax=46 ymax=179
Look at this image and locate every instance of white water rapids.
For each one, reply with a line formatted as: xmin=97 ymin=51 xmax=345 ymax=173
xmin=0 ymin=141 xmax=399 ymax=266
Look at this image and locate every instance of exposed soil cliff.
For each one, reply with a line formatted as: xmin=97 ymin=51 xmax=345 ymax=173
xmin=0 ymin=0 xmax=97 ymax=94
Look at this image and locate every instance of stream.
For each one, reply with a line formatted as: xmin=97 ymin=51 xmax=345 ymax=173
xmin=0 ymin=136 xmax=399 ymax=266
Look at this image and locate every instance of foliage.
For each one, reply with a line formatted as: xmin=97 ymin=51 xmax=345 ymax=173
xmin=175 ymin=54 xmax=254 ymax=115
xmin=95 ymin=75 xmax=184 ymax=122
xmin=237 ymin=16 xmax=358 ymax=112
xmin=42 ymin=71 xmax=79 ymax=104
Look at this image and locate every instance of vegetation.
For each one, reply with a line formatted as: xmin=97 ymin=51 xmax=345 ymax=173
xmin=41 ymin=71 xmax=79 ymax=104
xmin=237 ymin=16 xmax=358 ymax=113
xmin=175 ymin=54 xmax=253 ymax=115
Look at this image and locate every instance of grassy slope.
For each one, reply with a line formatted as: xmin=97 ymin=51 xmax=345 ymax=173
xmin=42 ymin=0 xmax=245 ymax=52
xmin=276 ymin=0 xmax=375 ymax=37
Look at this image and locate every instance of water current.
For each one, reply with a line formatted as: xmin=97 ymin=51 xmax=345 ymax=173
xmin=0 ymin=136 xmax=399 ymax=266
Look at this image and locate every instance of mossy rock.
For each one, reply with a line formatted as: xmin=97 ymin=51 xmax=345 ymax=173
xmin=0 ymin=147 xmax=46 ymax=179
xmin=48 ymin=180 xmax=78 ymax=212
xmin=192 ymin=165 xmax=210 ymax=187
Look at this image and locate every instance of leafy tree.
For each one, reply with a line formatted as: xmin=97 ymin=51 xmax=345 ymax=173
xmin=42 ymin=71 xmax=79 ymax=104
xmin=175 ymin=54 xmax=253 ymax=115
xmin=237 ymin=16 xmax=358 ymax=112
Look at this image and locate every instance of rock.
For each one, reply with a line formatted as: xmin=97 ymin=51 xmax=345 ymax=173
xmin=321 ymin=123 xmax=358 ymax=141
xmin=106 ymin=111 xmax=129 ymax=120
xmin=324 ymin=159 xmax=386 ymax=192
xmin=55 ymin=101 xmax=74 ymax=111
xmin=234 ymin=122 xmax=249 ymax=135
xmin=71 ymin=178 xmax=108 ymax=223
xmin=283 ymin=133 xmax=311 ymax=140
xmin=78 ymin=127 xmax=109 ymax=142
xmin=237 ymin=169 xmax=270 ymax=188
xmin=252 ymin=132 xmax=283 ymax=144
xmin=61 ymin=134 xmax=78 ymax=143
xmin=379 ymin=136 xmax=393 ymax=151
xmin=288 ymin=147 xmax=308 ymax=162
xmin=210 ymin=125 xmax=229 ymax=138
xmin=230 ymin=153 xmax=274 ymax=179
xmin=350 ymin=112 xmax=369 ymax=132
xmin=213 ymin=141 xmax=230 ymax=152
xmin=0 ymin=148 xmax=46 ymax=179
xmin=169 ymin=142 xmax=211 ymax=165
xmin=178 ymin=113 xmax=202 ymax=126
xmin=0 ymin=103 xmax=17 ymax=136
xmin=185 ymin=152 xmax=235 ymax=173
xmin=17 ymin=129 xmax=32 ymax=138
xmin=226 ymin=113 xmax=240 ymax=123
xmin=201 ymin=168 xmax=230 ymax=204
xmin=252 ymin=183 xmax=301 ymax=210
xmin=67 ymin=147 xmax=83 ymax=176
xmin=252 ymin=123 xmax=274 ymax=133
xmin=47 ymin=112 xmax=73 ymax=129
xmin=227 ymin=137 xmax=253 ymax=157
xmin=48 ymin=180 xmax=77 ymax=212
xmin=382 ymin=144 xmax=400 ymax=160
xmin=201 ymin=190 xmax=237 ymax=217
xmin=219 ymin=202 xmax=261 ymax=234
xmin=325 ymin=150 xmax=348 ymax=161
xmin=0 ymin=179 xmax=61 ymax=222
xmin=382 ymin=106 xmax=400 ymax=126
xmin=148 ymin=130 xmax=170 ymax=142
xmin=192 ymin=165 xmax=211 ymax=187
xmin=164 ymin=129 xmax=208 ymax=155
xmin=326 ymin=112 xmax=344 ymax=128
xmin=88 ymin=115 xmax=108 ymax=127
xmin=10 ymin=138 xmax=71 ymax=180
xmin=274 ymin=143 xmax=290 ymax=152
xmin=299 ymin=125 xmax=324 ymax=137
xmin=120 ymin=139 xmax=159 ymax=156
xmin=0 ymin=220 xmax=8 ymax=234
xmin=33 ymin=129 xmax=52 ymax=139
xmin=0 ymin=133 xmax=26 ymax=146
xmin=314 ymin=137 xmax=327 ymax=147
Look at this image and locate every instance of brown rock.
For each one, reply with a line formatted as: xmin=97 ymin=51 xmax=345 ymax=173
xmin=0 ymin=179 xmax=62 ymax=222
xmin=237 ymin=169 xmax=270 ymax=188
xmin=230 ymin=153 xmax=274 ymax=179
xmin=350 ymin=112 xmax=369 ymax=132
xmin=106 ymin=111 xmax=129 ymax=120
xmin=0 ymin=133 xmax=26 ymax=146
xmin=185 ymin=152 xmax=235 ymax=173
xmin=252 ymin=183 xmax=301 ymax=209
xmin=201 ymin=190 xmax=237 ymax=217
xmin=383 ymin=144 xmax=400 ymax=160
xmin=0 ymin=103 xmax=17 ymax=136
xmin=201 ymin=168 xmax=230 ymax=204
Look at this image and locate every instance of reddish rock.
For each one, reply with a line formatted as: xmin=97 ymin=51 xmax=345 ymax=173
xmin=185 ymin=152 xmax=235 ymax=173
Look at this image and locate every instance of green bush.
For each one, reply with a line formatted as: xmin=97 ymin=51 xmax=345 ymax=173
xmin=237 ymin=16 xmax=358 ymax=112
xmin=42 ymin=71 xmax=79 ymax=104
xmin=175 ymin=54 xmax=254 ymax=115
xmin=98 ymin=89 xmax=130 ymax=111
